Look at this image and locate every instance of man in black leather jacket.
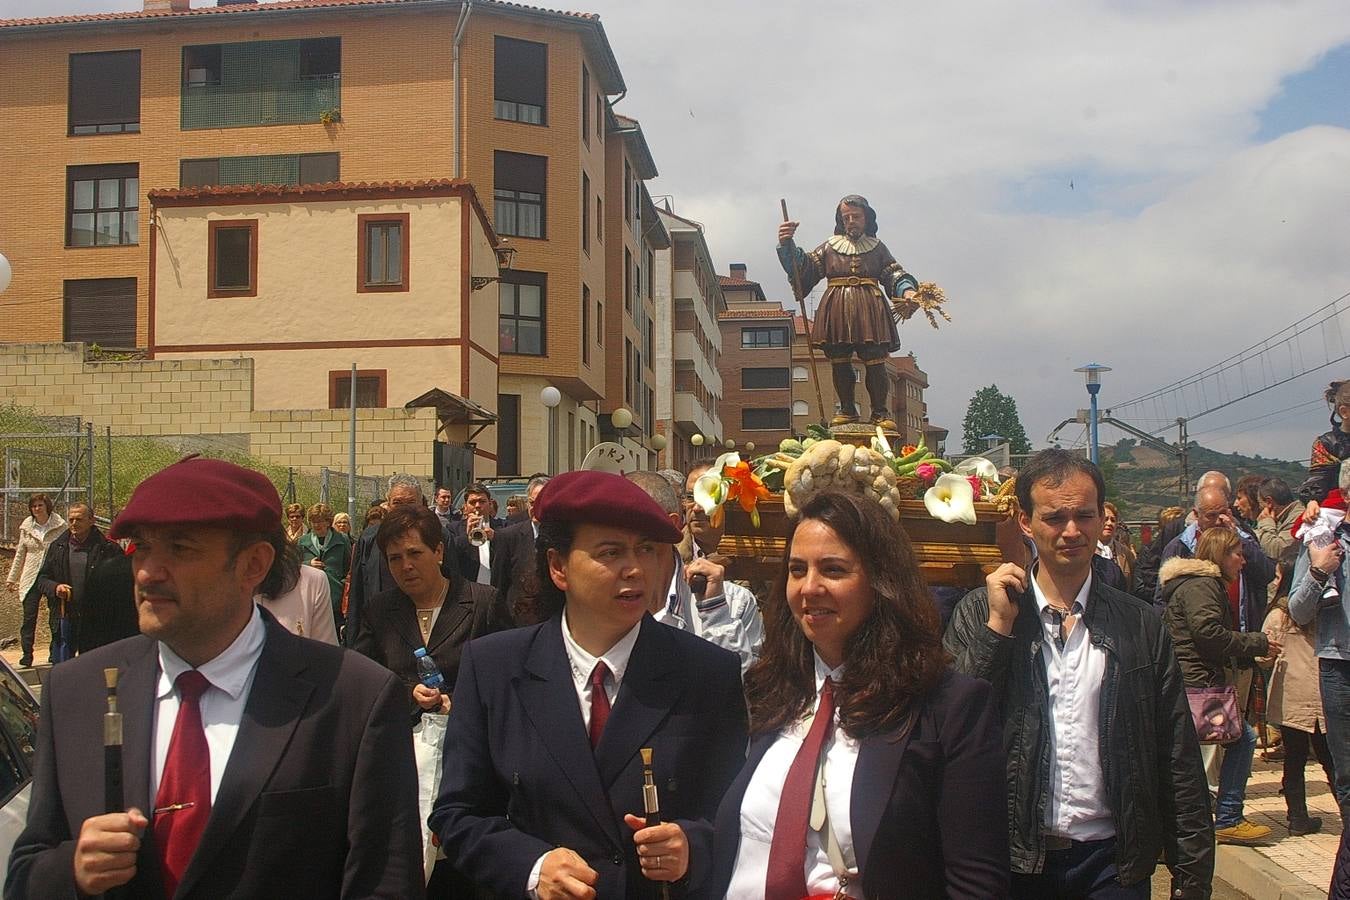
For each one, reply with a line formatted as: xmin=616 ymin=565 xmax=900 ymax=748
xmin=944 ymin=449 xmax=1213 ymax=899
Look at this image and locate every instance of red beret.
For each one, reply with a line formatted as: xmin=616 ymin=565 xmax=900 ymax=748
xmin=535 ymin=470 xmax=682 ymax=543
xmin=110 ymin=457 xmax=282 ymax=538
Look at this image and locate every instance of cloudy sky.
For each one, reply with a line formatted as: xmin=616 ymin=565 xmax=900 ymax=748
xmin=7 ymin=0 xmax=1350 ymax=465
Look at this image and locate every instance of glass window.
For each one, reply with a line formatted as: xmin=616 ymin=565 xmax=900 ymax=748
xmin=740 ymin=326 xmax=789 ymax=348
xmin=494 ymin=152 xmax=546 ymax=238
xmin=331 ymin=373 xmax=383 ymax=408
xmin=67 ymin=164 xmax=138 ymax=247
xmin=793 ymin=400 xmax=810 ymax=416
xmin=63 ymin=278 xmax=137 ymax=347
xmin=208 ymin=221 xmax=257 ymax=297
xmin=793 ymin=366 xmax=809 ymax=381
xmin=0 ymin=665 xmax=38 ymax=801
xmin=743 ymin=408 xmax=791 ymax=431
xmin=360 ymin=216 xmax=407 ymax=290
xmin=498 ymin=272 xmax=546 ymax=356
xmin=743 ymin=367 xmax=790 ymax=390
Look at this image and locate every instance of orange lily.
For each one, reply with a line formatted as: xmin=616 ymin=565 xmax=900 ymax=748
xmin=723 ymin=460 xmax=771 ymax=528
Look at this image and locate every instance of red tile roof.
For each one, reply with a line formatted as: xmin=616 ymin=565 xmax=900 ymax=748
xmin=0 ymin=0 xmax=596 ymax=29
xmin=148 ymin=178 xmax=499 ymax=241
xmin=718 ymin=275 xmax=762 ymax=289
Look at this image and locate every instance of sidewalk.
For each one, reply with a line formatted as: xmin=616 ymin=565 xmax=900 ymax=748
xmin=1216 ymin=751 xmax=1341 ymax=899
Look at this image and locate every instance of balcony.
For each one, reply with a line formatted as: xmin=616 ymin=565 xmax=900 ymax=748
xmin=674 ymin=391 xmax=716 ymax=436
xmin=182 ymin=74 xmax=340 ymax=130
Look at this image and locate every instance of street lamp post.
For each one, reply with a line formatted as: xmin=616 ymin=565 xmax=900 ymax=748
xmin=1074 ymin=363 xmax=1111 ymax=465
xmin=540 ymin=386 xmax=561 ymax=474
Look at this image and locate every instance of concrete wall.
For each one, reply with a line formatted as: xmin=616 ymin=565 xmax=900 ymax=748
xmin=0 ymin=342 xmax=440 ymax=476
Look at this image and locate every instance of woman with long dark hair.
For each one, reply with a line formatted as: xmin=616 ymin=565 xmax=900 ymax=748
xmin=711 ymin=490 xmax=1009 ymax=899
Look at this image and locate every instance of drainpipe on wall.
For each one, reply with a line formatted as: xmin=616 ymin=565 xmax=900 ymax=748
xmin=452 ymin=0 xmax=474 ymax=179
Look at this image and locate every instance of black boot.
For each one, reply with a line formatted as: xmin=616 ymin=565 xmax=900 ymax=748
xmin=864 ymin=362 xmax=895 ymax=428
xmin=1285 ymin=777 xmax=1322 ymax=834
xmin=831 ymin=363 xmax=858 ymax=424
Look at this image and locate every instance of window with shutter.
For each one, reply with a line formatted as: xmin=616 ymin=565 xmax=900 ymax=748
xmin=69 ymin=50 xmax=140 ymax=134
xmin=493 ymin=36 xmax=547 ymax=124
xmin=494 ymin=152 xmax=546 ymax=238
xmin=63 ymin=278 xmax=137 ymax=348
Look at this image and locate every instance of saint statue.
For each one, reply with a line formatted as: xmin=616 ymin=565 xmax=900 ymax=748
xmin=777 ymin=194 xmax=922 ymax=430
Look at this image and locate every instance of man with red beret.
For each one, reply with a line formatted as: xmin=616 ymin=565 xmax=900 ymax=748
xmin=7 ymin=457 xmax=425 ymax=899
xmin=431 ymin=470 xmax=748 ymax=899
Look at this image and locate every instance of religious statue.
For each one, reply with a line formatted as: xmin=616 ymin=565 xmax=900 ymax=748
xmin=778 ymin=194 xmax=942 ymax=430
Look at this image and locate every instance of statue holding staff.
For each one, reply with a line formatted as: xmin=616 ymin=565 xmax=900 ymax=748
xmin=778 ymin=194 xmax=940 ymax=429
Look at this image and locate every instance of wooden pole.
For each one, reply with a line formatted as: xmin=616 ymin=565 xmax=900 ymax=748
xmin=780 ymin=199 xmax=828 ymax=427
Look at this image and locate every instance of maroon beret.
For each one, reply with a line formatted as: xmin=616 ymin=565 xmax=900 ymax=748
xmin=534 ymin=470 xmax=682 ymax=543
xmin=110 ymin=457 xmax=282 ymax=538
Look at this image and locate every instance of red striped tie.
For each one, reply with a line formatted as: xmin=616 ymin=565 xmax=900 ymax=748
xmin=765 ymin=678 xmax=836 ymax=898
xmin=154 ymin=670 xmax=212 ymax=898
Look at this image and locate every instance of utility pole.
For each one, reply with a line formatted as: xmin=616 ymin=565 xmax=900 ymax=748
xmin=1177 ymin=417 xmax=1190 ymax=505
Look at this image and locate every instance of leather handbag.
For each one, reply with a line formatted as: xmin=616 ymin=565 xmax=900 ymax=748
xmin=1185 ymin=685 xmax=1243 ymax=744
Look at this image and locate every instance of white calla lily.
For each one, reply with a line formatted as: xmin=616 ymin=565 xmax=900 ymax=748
xmin=954 ymin=456 xmax=1000 ymax=484
xmin=692 ymin=470 xmax=726 ymax=515
xmin=872 ymin=426 xmax=894 ymax=459
xmin=924 ymin=473 xmax=978 ymax=525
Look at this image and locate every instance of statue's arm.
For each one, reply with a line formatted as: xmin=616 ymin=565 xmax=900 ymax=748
xmin=878 ymin=244 xmax=918 ymax=298
xmin=776 ymin=240 xmax=825 ymax=295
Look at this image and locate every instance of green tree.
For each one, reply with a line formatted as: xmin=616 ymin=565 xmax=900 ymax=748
xmin=961 ymin=384 xmax=1033 ymax=455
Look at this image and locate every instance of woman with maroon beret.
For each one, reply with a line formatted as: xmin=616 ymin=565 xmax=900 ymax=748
xmin=431 ymin=470 xmax=748 ymax=899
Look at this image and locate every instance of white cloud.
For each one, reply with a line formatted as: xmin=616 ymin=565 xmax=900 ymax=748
xmin=5 ymin=0 xmax=1349 ymax=465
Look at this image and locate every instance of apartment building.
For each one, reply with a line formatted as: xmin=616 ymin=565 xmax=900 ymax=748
xmin=655 ymin=206 xmax=724 ymax=473
xmin=0 ymin=0 xmax=659 ymax=477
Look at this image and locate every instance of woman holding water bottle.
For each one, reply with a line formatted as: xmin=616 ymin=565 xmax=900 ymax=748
xmin=353 ymin=503 xmax=502 ymax=718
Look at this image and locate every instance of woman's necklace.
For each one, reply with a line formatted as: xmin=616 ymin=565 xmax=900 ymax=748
xmin=414 ymin=578 xmax=450 ymax=643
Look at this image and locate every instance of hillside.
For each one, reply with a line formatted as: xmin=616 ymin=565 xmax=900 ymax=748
xmin=1103 ymin=438 xmax=1306 ymax=520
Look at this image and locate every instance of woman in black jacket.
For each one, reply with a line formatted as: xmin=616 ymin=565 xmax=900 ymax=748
xmin=352 ymin=504 xmax=499 ymax=719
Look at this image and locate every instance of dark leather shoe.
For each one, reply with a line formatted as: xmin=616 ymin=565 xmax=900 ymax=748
xmin=1289 ymin=815 xmax=1323 ymax=835
xmin=17 ymin=657 xmax=31 ymax=669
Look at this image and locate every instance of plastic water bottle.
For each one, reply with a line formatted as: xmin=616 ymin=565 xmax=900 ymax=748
xmin=414 ymin=647 xmax=446 ymax=692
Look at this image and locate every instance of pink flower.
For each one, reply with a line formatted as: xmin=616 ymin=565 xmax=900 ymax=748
xmin=967 ymin=475 xmax=983 ymax=497
xmin=915 ymin=462 xmax=938 ymax=482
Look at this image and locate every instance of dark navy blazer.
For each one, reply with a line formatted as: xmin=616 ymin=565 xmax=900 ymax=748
xmin=430 ymin=613 xmax=748 ymax=899
xmin=709 ymin=669 xmax=1011 ymax=899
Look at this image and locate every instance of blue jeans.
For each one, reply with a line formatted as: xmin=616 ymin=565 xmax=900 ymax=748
xmin=1010 ymin=838 xmax=1151 ymax=899
xmin=1320 ymin=658 xmax=1350 ymax=812
xmin=1215 ymin=720 xmax=1257 ymax=827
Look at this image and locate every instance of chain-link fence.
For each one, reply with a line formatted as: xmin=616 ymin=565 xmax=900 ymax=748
xmin=0 ymin=408 xmax=390 ymax=535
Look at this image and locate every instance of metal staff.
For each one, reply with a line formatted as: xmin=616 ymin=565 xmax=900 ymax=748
xmin=103 ymin=667 xmax=124 ymax=814
xmin=780 ymin=199 xmax=828 ymax=427
xmin=640 ymin=747 xmax=671 ymax=900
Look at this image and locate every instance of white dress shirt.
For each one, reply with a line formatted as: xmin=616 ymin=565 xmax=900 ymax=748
xmin=1031 ymin=566 xmax=1114 ymax=841
xmin=151 ymin=605 xmax=267 ymax=807
xmin=475 ymin=540 xmax=491 ymax=586
xmin=727 ymin=653 xmax=861 ymax=899
xmin=526 ymin=612 xmax=644 ymax=895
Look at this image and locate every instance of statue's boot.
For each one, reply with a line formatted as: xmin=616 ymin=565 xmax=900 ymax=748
xmin=865 ymin=360 xmax=897 ymax=431
xmin=830 ymin=362 xmax=859 ymax=425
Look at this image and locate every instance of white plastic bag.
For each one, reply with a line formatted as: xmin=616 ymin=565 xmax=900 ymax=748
xmin=413 ymin=712 xmax=448 ymax=883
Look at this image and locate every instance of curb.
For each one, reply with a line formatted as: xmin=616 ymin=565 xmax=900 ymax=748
xmin=1216 ymin=844 xmax=1327 ymax=900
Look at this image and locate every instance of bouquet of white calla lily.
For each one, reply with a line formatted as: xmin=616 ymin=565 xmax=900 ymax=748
xmin=924 ymin=473 xmax=978 ymax=525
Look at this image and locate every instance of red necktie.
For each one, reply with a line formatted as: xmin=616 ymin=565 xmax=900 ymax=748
xmin=154 ymin=670 xmax=213 ymax=898
xmin=765 ymin=678 xmax=836 ymax=899
xmin=589 ymin=661 xmax=611 ymax=749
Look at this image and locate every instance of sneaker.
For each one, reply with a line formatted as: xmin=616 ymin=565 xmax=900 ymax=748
xmin=1289 ymin=815 xmax=1323 ymax=836
xmin=1216 ymin=820 xmax=1273 ymax=845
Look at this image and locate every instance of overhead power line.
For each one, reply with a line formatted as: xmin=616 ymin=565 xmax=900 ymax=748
xmin=1109 ymin=289 xmax=1350 ymax=432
